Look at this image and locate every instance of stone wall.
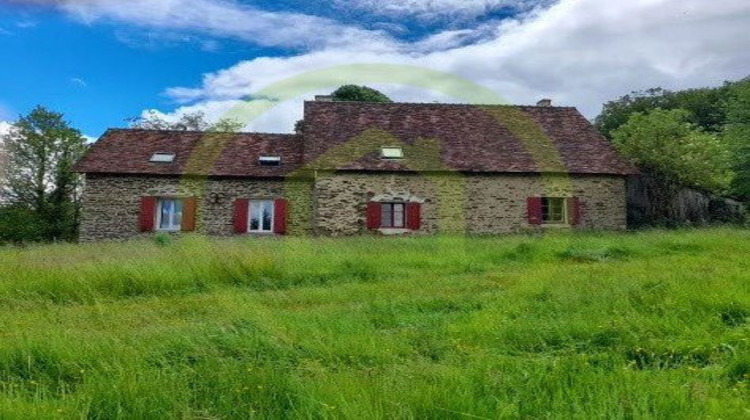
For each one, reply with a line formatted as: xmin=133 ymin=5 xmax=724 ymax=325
xmin=313 ymin=173 xmax=627 ymax=235
xmin=79 ymin=174 xmax=292 ymax=241
xmin=79 ymin=172 xmax=627 ymax=241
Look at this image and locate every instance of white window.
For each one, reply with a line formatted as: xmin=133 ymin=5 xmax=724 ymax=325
xmin=381 ymin=146 xmax=403 ymax=159
xmin=150 ymin=153 xmax=176 ymax=163
xmin=249 ymin=200 xmax=274 ymax=232
xmin=542 ymin=197 xmax=567 ymax=224
xmin=381 ymin=202 xmax=406 ymax=228
xmin=157 ymin=198 xmax=183 ymax=231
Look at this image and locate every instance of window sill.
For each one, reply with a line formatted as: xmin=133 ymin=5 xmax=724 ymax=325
xmin=377 ymin=228 xmax=414 ymax=235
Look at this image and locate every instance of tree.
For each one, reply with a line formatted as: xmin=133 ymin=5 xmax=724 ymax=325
xmin=0 ymin=204 xmax=44 ymax=244
xmin=612 ymin=108 xmax=733 ymax=193
xmin=128 ymin=110 xmax=243 ymax=132
xmin=723 ymin=78 xmax=750 ymax=201
xmin=595 ymin=85 xmax=731 ymax=139
xmin=330 ymin=85 xmax=392 ymax=103
xmin=0 ymin=106 xmax=87 ymax=241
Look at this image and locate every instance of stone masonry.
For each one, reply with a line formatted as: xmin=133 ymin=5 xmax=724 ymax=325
xmin=79 ymin=172 xmax=626 ymax=241
xmin=79 ymin=174 xmax=289 ymax=241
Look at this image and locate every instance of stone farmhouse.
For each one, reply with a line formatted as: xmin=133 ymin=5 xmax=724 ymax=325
xmin=74 ymin=99 xmax=637 ymax=241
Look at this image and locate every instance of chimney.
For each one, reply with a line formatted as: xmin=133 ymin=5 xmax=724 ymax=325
xmin=314 ymin=95 xmax=333 ymax=102
xmin=536 ymin=98 xmax=552 ymax=107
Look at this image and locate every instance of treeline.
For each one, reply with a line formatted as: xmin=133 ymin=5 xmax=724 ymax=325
xmin=595 ymin=77 xmax=749 ymax=201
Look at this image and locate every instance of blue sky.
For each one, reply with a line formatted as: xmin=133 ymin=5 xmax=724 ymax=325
xmin=0 ymin=0 xmax=748 ymax=138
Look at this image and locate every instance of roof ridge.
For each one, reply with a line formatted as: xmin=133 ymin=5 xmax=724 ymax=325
xmin=106 ymin=128 xmax=299 ymax=136
xmin=304 ymin=100 xmax=577 ymax=109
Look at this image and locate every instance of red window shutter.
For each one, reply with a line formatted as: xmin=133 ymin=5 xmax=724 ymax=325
xmin=273 ymin=198 xmax=288 ymax=234
xmin=366 ymin=202 xmax=381 ymax=230
xmin=527 ymin=197 xmax=542 ymax=225
xmin=406 ymin=202 xmax=421 ymax=230
xmin=181 ymin=197 xmax=197 ymax=232
xmin=233 ymin=199 xmax=249 ymax=233
xmin=139 ymin=197 xmax=157 ymax=232
xmin=568 ymin=197 xmax=582 ymax=225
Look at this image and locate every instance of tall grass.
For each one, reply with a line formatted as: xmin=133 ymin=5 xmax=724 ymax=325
xmin=0 ymin=229 xmax=748 ymax=418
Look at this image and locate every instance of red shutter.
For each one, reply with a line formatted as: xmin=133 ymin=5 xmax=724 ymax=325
xmin=233 ymin=199 xmax=249 ymax=233
xmin=181 ymin=197 xmax=197 ymax=232
xmin=366 ymin=202 xmax=381 ymax=230
xmin=406 ymin=202 xmax=421 ymax=230
xmin=139 ymin=197 xmax=157 ymax=232
xmin=568 ymin=197 xmax=582 ymax=226
xmin=273 ymin=198 xmax=288 ymax=234
xmin=527 ymin=197 xmax=542 ymax=225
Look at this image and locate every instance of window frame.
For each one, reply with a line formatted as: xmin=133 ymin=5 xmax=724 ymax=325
xmin=150 ymin=153 xmax=176 ymax=163
xmin=380 ymin=146 xmax=404 ymax=159
xmin=247 ymin=199 xmax=275 ymax=233
xmin=541 ymin=197 xmax=568 ymax=225
xmin=380 ymin=202 xmax=406 ymax=228
xmin=156 ymin=198 xmax=184 ymax=232
xmin=258 ymin=156 xmax=281 ymax=166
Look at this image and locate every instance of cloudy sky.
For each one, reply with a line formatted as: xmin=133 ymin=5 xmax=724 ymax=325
xmin=0 ymin=0 xmax=748 ymax=137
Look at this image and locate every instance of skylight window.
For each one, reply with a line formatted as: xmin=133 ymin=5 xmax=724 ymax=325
xmin=381 ymin=146 xmax=403 ymax=159
xmin=150 ymin=153 xmax=176 ymax=163
xmin=259 ymin=156 xmax=281 ymax=166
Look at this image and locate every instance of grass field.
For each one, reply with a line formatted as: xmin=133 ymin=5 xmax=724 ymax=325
xmin=0 ymin=229 xmax=748 ymax=419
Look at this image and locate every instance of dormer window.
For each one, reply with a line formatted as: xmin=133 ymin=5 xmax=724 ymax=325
xmin=259 ymin=156 xmax=281 ymax=166
xmin=150 ymin=153 xmax=175 ymax=163
xmin=381 ymin=146 xmax=403 ymax=159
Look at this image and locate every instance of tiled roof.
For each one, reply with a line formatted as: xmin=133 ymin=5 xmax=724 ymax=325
xmin=74 ymin=129 xmax=302 ymax=177
xmin=75 ymin=102 xmax=637 ymax=177
xmin=303 ymin=101 xmax=637 ymax=175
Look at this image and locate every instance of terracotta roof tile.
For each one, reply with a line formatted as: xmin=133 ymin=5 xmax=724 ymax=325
xmin=303 ymin=101 xmax=637 ymax=175
xmin=74 ymin=129 xmax=302 ymax=177
xmin=75 ymin=102 xmax=637 ymax=177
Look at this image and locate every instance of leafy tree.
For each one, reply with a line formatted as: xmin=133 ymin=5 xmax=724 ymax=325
xmin=0 ymin=204 xmax=44 ymax=244
xmin=595 ymin=85 xmax=731 ymax=139
xmin=331 ymin=85 xmax=392 ymax=103
xmin=0 ymin=106 xmax=87 ymax=241
xmin=723 ymin=79 xmax=750 ymax=200
xmin=128 ymin=110 xmax=243 ymax=132
xmin=612 ymin=108 xmax=733 ymax=193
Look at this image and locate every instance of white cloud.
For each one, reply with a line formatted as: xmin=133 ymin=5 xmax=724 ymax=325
xmin=55 ymin=0 xmax=389 ymax=49
xmin=337 ymin=0 xmax=548 ymax=20
xmin=147 ymin=0 xmax=749 ymax=133
xmin=0 ymin=122 xmax=13 ymax=138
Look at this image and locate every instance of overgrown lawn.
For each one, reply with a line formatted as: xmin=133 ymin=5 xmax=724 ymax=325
xmin=0 ymin=229 xmax=748 ymax=418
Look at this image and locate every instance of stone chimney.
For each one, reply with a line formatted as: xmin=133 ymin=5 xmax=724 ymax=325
xmin=314 ymin=95 xmax=333 ymax=102
xmin=536 ymin=98 xmax=552 ymax=107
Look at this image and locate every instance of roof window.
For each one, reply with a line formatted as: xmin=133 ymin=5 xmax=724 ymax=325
xmin=149 ymin=153 xmax=176 ymax=163
xmin=259 ymin=156 xmax=281 ymax=166
xmin=381 ymin=146 xmax=404 ymax=159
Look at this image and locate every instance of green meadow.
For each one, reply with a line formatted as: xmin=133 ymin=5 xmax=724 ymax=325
xmin=0 ymin=229 xmax=748 ymax=419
